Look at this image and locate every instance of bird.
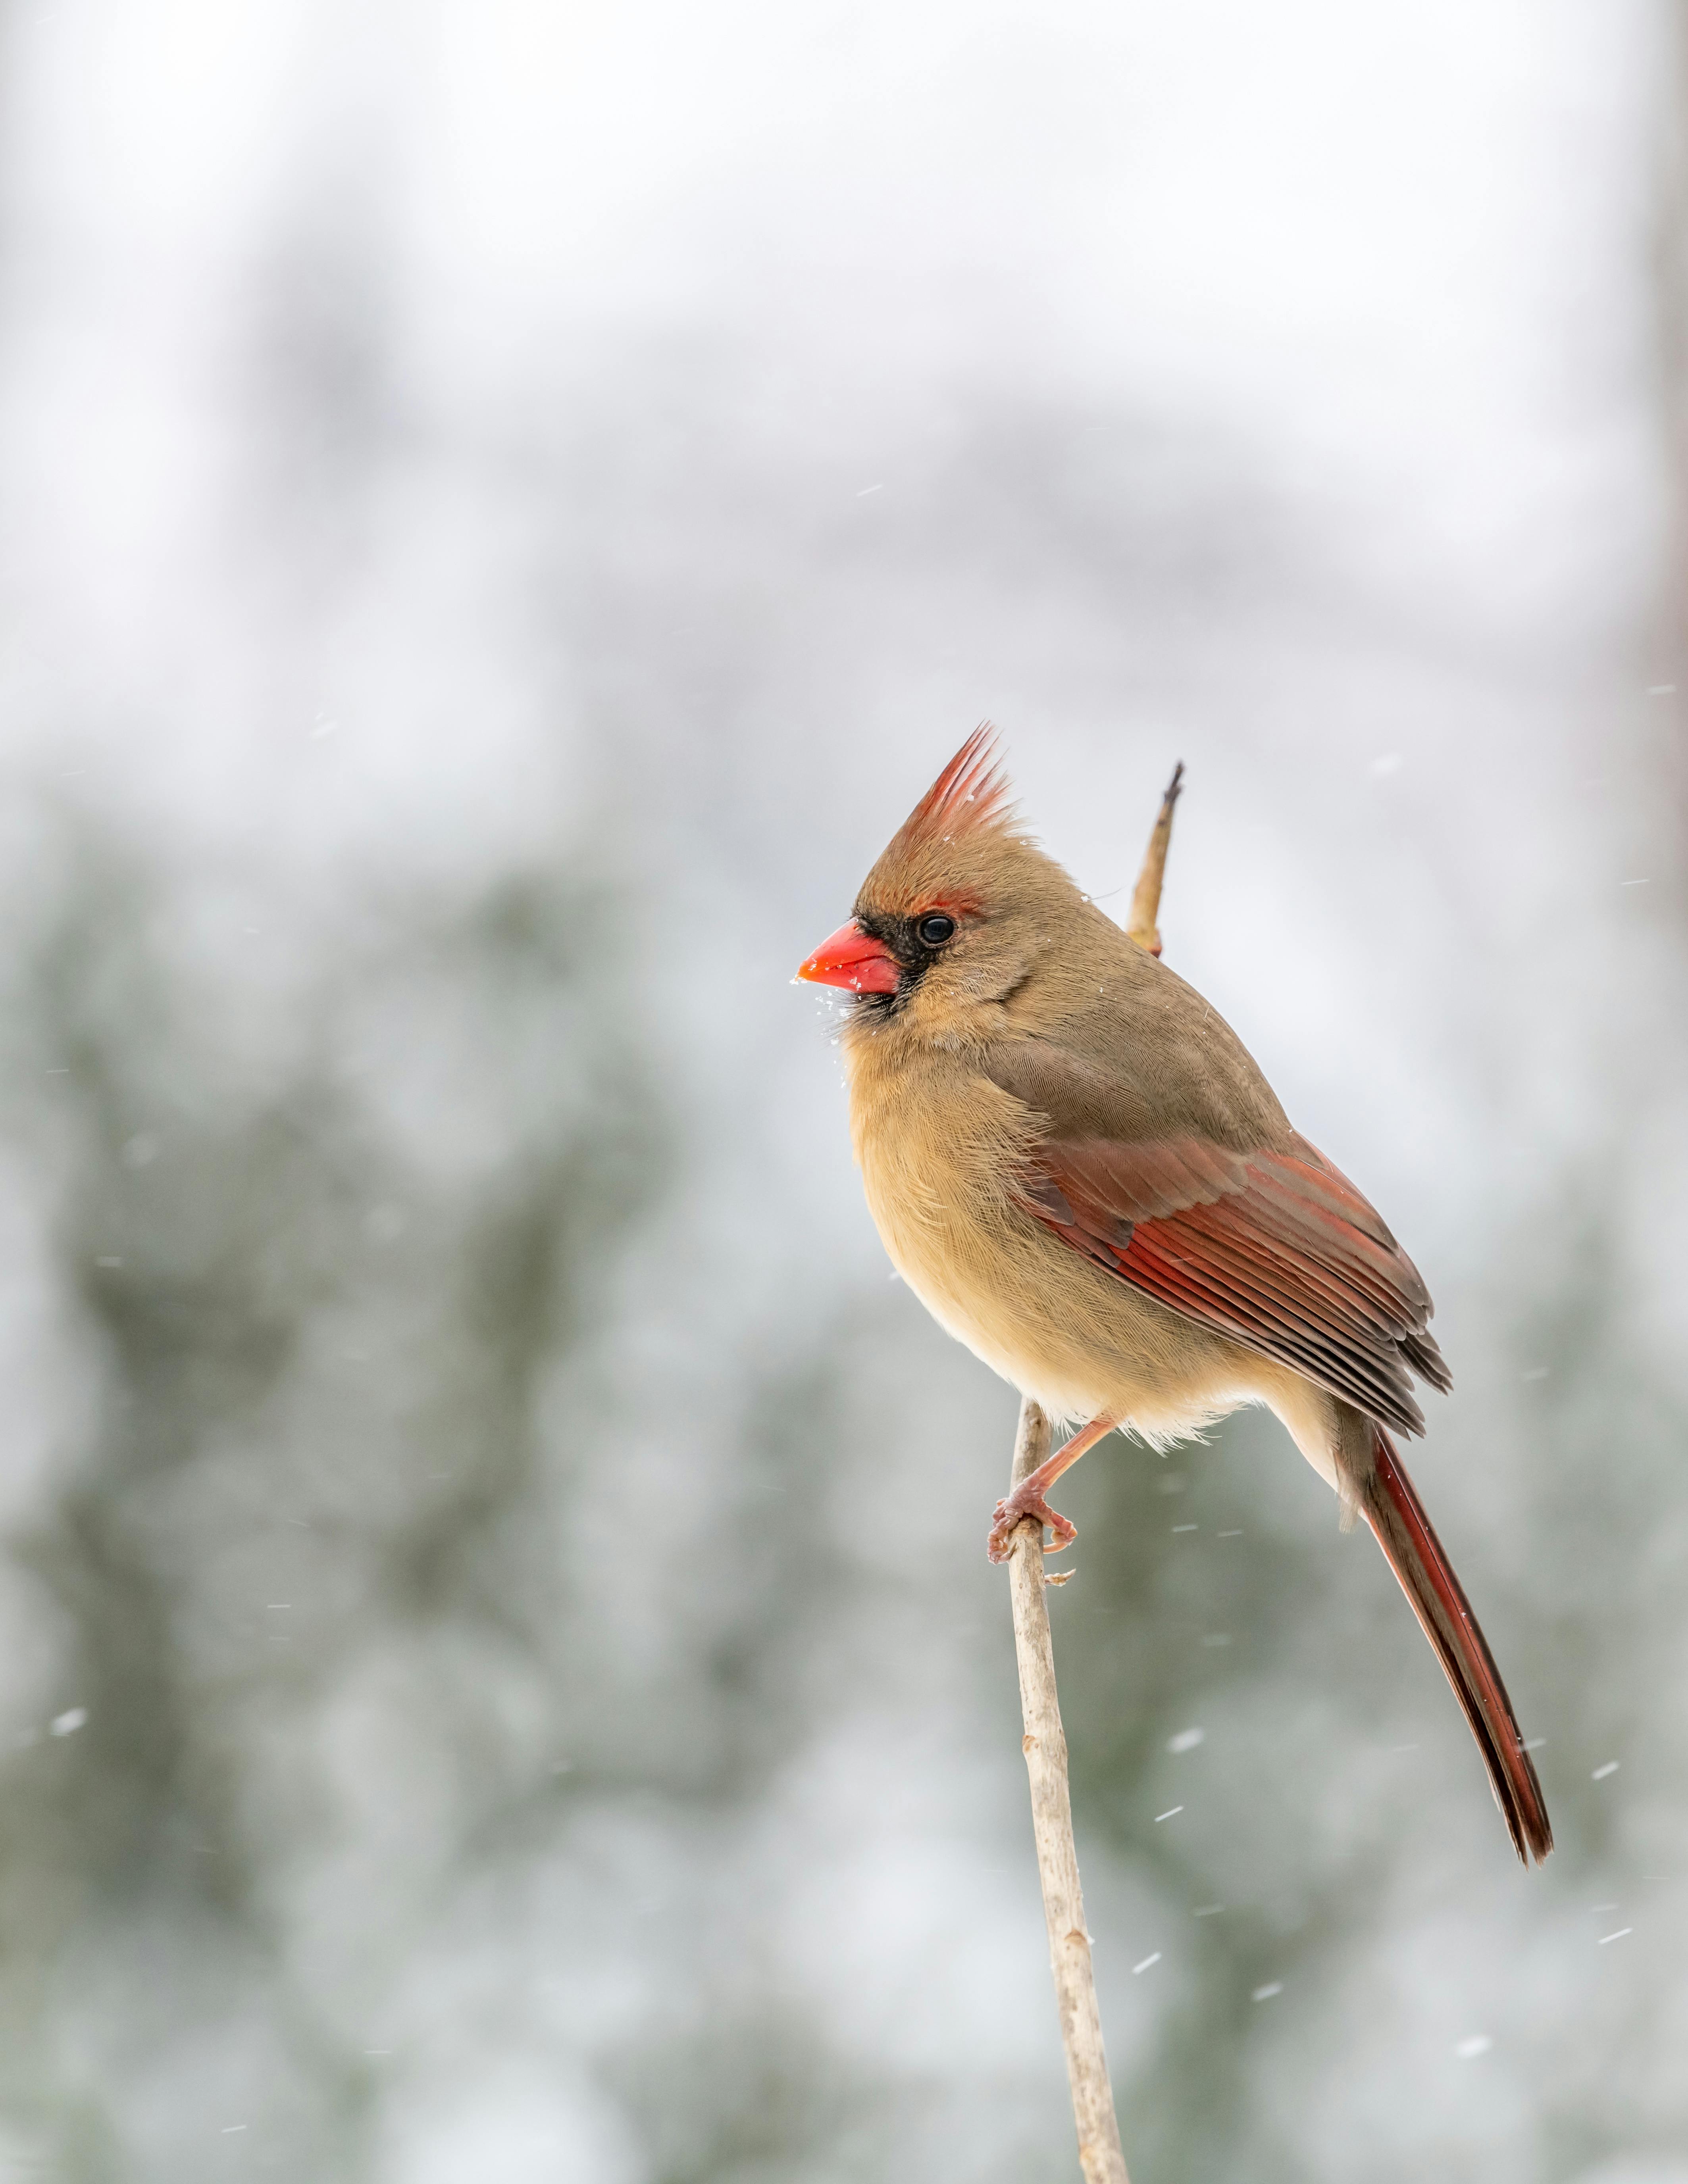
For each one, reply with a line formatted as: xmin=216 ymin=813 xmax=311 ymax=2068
xmin=795 ymin=726 xmax=1552 ymax=1865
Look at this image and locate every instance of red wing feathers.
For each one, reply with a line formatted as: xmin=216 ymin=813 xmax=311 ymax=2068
xmin=1018 ymin=1131 xmax=1448 ymax=1435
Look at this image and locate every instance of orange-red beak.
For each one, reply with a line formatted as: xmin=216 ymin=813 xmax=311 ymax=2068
xmin=795 ymin=918 xmax=901 ymax=994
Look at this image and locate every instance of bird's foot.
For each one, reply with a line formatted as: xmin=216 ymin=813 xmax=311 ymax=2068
xmin=987 ymin=1486 xmax=1078 ymax=1564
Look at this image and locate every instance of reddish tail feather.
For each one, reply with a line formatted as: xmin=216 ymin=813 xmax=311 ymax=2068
xmin=1363 ymin=1428 xmax=1553 ymax=1865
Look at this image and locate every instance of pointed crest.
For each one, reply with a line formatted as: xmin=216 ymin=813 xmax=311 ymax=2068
xmin=891 ymin=724 xmax=1018 ymax=855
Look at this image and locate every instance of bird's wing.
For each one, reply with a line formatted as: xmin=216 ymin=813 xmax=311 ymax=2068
xmin=987 ymin=1048 xmax=1449 ymax=1434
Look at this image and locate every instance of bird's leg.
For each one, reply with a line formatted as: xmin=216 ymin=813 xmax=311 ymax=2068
xmin=987 ymin=1415 xmax=1117 ymax=1563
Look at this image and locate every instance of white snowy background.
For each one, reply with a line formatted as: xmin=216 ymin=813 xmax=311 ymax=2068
xmin=0 ymin=3 xmax=1681 ymax=2180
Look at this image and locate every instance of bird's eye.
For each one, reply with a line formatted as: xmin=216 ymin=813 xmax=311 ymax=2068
xmin=916 ymin=912 xmax=956 ymax=948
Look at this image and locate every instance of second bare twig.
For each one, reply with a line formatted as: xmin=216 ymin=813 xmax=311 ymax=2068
xmin=1124 ymin=761 xmax=1184 ymax=957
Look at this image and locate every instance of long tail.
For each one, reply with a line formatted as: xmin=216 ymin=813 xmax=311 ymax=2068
xmin=1362 ymin=1427 xmax=1553 ymax=1865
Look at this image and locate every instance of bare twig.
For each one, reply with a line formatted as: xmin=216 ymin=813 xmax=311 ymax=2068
xmin=1008 ymin=1398 xmax=1131 ymax=2184
xmin=1124 ymin=762 xmax=1184 ymax=957
xmin=1007 ymin=765 xmax=1185 ymax=2176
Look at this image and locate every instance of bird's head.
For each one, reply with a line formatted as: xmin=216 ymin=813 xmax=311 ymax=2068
xmin=797 ymin=727 xmax=1077 ymax=1044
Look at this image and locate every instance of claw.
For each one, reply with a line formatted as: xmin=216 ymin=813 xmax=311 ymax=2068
xmin=987 ymin=1488 xmax=1079 ymax=1564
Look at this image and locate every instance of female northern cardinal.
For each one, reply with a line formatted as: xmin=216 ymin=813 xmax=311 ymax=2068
xmin=797 ymin=728 xmax=1551 ymax=1865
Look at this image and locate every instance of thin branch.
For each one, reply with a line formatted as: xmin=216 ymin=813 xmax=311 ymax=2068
xmin=1124 ymin=762 xmax=1184 ymax=957
xmin=1008 ymin=1397 xmax=1131 ymax=2184
xmin=1008 ymin=765 xmax=1185 ymax=2176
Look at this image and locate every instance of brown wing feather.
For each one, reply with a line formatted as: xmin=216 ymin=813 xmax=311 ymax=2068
xmin=1014 ymin=1128 xmax=1448 ymax=1436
